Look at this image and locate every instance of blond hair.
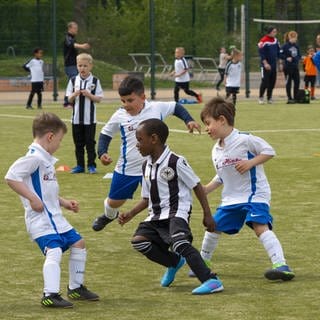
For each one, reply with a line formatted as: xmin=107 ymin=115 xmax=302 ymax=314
xmin=76 ymin=53 xmax=93 ymax=64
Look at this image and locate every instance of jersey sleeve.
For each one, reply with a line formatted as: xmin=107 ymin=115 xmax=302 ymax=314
xmin=95 ymin=79 xmax=104 ymax=98
xmin=247 ymin=134 xmax=276 ymax=156
xmin=65 ymin=79 xmax=74 ymax=97
xmin=5 ymin=155 xmax=40 ymax=182
xmin=176 ymin=156 xmax=200 ymax=189
xmin=100 ymin=111 xmax=121 ymax=138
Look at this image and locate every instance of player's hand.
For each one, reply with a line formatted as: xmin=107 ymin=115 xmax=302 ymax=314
xmin=118 ymin=212 xmax=133 ymax=225
xmin=100 ymin=153 xmax=113 ymax=166
xmin=30 ymin=197 xmax=44 ymax=212
xmin=203 ymin=214 xmax=215 ymax=232
xmin=187 ymin=121 xmax=201 ymax=134
xmin=83 ymin=43 xmax=91 ymax=50
xmin=234 ymin=160 xmax=252 ymax=174
xmin=68 ymin=200 xmax=79 ymax=213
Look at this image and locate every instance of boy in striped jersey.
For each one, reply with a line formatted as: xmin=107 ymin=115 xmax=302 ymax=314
xmin=92 ymin=76 xmax=201 ymax=232
xmin=118 ymin=119 xmax=224 ymax=294
xmin=66 ymin=53 xmax=103 ymax=174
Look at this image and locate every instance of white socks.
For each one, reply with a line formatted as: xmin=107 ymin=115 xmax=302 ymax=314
xmin=43 ymin=247 xmax=62 ymax=295
xmin=200 ymin=231 xmax=220 ymax=261
xmin=69 ymin=247 xmax=87 ymax=290
xmin=104 ymin=198 xmax=119 ymax=219
xmin=259 ymin=230 xmax=286 ymax=265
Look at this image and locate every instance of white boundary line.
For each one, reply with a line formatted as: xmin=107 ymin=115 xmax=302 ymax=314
xmin=1 ymin=113 xmax=320 ymax=134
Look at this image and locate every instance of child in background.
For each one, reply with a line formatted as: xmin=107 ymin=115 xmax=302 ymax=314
xmin=215 ymin=47 xmax=230 ymax=91
xmin=23 ymin=48 xmax=44 ymax=109
xmin=5 ymin=112 xmax=99 ymax=308
xmin=225 ymin=48 xmax=242 ymax=106
xmin=303 ymin=45 xmax=317 ymax=100
xmin=66 ymin=53 xmax=104 ymax=174
xmin=171 ymin=47 xmax=202 ymax=103
xmin=118 ymin=118 xmax=224 ymax=295
xmin=189 ymin=97 xmax=295 ymax=282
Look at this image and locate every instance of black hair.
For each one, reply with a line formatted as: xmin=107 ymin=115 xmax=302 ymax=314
xmin=138 ymin=118 xmax=169 ymax=144
xmin=118 ymin=76 xmax=145 ymax=96
xmin=265 ymin=26 xmax=276 ymax=34
xmin=33 ymin=47 xmax=43 ymax=54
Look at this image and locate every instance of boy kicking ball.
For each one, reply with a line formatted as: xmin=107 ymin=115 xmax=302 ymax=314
xmin=118 ymin=118 xmax=224 ymax=295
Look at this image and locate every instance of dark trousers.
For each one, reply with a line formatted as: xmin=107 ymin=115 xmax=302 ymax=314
xmin=259 ymin=67 xmax=277 ymax=100
xmin=72 ymin=123 xmax=97 ymax=168
xmin=216 ymin=68 xmax=225 ymax=89
xmin=284 ymin=67 xmax=300 ymax=100
xmin=27 ymin=82 xmax=43 ymax=107
xmin=174 ymin=81 xmax=198 ymax=102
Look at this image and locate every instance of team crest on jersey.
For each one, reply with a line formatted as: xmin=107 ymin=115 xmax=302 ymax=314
xmin=90 ymin=83 xmax=96 ymax=91
xmin=160 ymin=167 xmax=175 ymax=181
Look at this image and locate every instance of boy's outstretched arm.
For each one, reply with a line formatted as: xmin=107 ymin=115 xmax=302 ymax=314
xmin=118 ymin=198 xmax=149 ymax=225
xmin=193 ymin=183 xmax=215 ymax=232
xmin=173 ymin=103 xmax=201 ymax=134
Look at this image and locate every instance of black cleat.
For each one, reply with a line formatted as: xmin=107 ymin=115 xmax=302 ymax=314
xmin=67 ymin=285 xmax=99 ymax=301
xmin=41 ymin=293 xmax=73 ymax=308
xmin=92 ymin=213 xmax=115 ymax=231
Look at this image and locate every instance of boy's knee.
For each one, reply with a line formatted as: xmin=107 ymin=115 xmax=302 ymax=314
xmin=131 ymin=236 xmax=151 ymax=254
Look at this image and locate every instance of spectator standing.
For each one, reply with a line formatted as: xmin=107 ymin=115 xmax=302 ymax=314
xmin=215 ymin=47 xmax=230 ymax=91
xmin=302 ymin=45 xmax=317 ymax=100
xmin=280 ymin=31 xmax=301 ymax=104
xmin=258 ymin=26 xmax=280 ymax=104
xmin=23 ymin=48 xmax=44 ymax=110
xmin=63 ymin=21 xmax=90 ymax=107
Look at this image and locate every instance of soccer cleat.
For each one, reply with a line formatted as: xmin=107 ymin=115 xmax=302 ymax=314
xmin=37 ymin=106 xmax=42 ymax=109
xmin=26 ymin=105 xmax=33 ymax=109
xmin=267 ymin=99 xmax=273 ymax=104
xmin=160 ymin=256 xmax=186 ymax=287
xmin=70 ymin=165 xmax=85 ymax=174
xmin=264 ymin=263 xmax=295 ymax=281
xmin=188 ymin=258 xmax=211 ymax=278
xmin=67 ymin=285 xmax=99 ymax=301
xmin=41 ymin=293 xmax=73 ymax=308
xmin=197 ymin=93 xmax=203 ymax=103
xmin=92 ymin=213 xmax=116 ymax=231
xmin=287 ymin=99 xmax=296 ymax=104
xmin=87 ymin=166 xmax=97 ymax=174
xmin=192 ymin=276 xmax=224 ymax=295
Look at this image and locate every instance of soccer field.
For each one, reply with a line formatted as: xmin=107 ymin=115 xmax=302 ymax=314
xmin=0 ymin=100 xmax=319 ymax=320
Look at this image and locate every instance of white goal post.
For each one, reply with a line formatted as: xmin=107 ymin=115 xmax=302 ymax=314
xmin=253 ymin=18 xmax=320 ymax=24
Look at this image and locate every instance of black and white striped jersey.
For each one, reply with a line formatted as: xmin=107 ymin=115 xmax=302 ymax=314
xmin=142 ymin=146 xmax=200 ymax=223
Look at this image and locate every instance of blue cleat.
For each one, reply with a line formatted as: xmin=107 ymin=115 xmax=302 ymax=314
xmin=161 ymin=256 xmax=186 ymax=287
xmin=70 ymin=165 xmax=85 ymax=174
xmin=87 ymin=166 xmax=97 ymax=174
xmin=264 ymin=263 xmax=295 ymax=281
xmin=192 ymin=277 xmax=224 ymax=295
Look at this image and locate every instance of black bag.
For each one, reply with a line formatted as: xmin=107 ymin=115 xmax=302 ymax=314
xmin=296 ymin=89 xmax=310 ymax=104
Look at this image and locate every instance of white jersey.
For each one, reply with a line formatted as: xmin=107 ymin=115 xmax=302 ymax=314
xmin=225 ymin=61 xmax=242 ymax=87
xmin=25 ymin=58 xmax=44 ymax=82
xmin=211 ymin=129 xmax=275 ymax=206
xmin=5 ymin=143 xmax=73 ymax=240
xmin=101 ymin=100 xmax=176 ymax=176
xmin=174 ymin=57 xmax=190 ymax=82
xmin=218 ymin=53 xmax=228 ymax=69
xmin=66 ymin=73 xmax=103 ymax=125
xmin=142 ymin=146 xmax=200 ymax=223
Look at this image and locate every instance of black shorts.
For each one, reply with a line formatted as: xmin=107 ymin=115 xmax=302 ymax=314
xmin=134 ymin=217 xmax=193 ymax=248
xmin=31 ymin=81 xmax=44 ymax=93
xmin=226 ymin=86 xmax=239 ymax=94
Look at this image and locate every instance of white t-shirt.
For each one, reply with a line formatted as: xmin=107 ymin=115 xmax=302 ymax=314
xmin=211 ymin=129 xmax=275 ymax=206
xmin=174 ymin=57 xmax=190 ymax=82
xmin=225 ymin=61 xmax=242 ymax=87
xmin=100 ymin=100 xmax=176 ymax=176
xmin=5 ymin=143 xmax=73 ymax=240
xmin=25 ymin=58 xmax=44 ymax=82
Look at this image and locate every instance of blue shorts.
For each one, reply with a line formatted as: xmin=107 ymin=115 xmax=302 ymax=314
xmin=108 ymin=171 xmax=142 ymax=200
xmin=35 ymin=229 xmax=82 ymax=255
xmin=213 ymin=202 xmax=273 ymax=235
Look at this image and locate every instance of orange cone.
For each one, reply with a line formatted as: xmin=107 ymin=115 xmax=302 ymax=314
xmin=56 ymin=165 xmax=71 ymax=172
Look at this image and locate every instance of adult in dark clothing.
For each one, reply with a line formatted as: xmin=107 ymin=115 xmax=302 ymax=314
xmin=63 ymin=21 xmax=90 ymax=107
xmin=280 ymin=31 xmax=301 ymax=104
xmin=258 ymin=26 xmax=280 ymax=104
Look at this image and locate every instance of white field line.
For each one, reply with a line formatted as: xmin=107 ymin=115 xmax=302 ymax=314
xmin=1 ymin=113 xmax=320 ymax=134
